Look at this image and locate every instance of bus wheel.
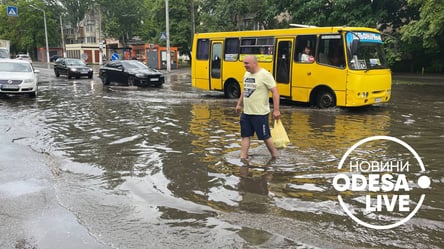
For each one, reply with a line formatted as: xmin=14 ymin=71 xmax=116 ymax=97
xmin=224 ymin=81 xmax=240 ymax=99
xmin=316 ymin=90 xmax=336 ymax=108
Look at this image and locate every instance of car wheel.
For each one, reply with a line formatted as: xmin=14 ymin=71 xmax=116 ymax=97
xmin=101 ymin=74 xmax=110 ymax=85
xmin=128 ymin=76 xmax=136 ymax=86
xmin=76 ymin=75 xmax=80 ymax=79
xmin=88 ymin=74 xmax=93 ymax=79
xmin=67 ymin=71 xmax=72 ymax=79
xmin=28 ymin=88 xmax=37 ymax=98
xmin=55 ymin=70 xmax=60 ymax=77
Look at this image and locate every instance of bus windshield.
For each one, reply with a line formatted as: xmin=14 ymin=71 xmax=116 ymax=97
xmin=346 ymin=31 xmax=389 ymax=70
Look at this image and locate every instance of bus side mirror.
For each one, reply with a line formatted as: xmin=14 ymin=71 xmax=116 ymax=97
xmin=351 ymin=40 xmax=359 ymax=55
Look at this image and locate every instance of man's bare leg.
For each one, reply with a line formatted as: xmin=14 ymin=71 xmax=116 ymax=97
xmin=264 ymin=137 xmax=278 ymax=158
xmin=240 ymin=136 xmax=250 ymax=159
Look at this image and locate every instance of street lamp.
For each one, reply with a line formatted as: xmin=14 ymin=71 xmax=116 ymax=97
xmin=30 ymin=4 xmax=50 ymax=65
xmin=165 ymin=0 xmax=171 ymax=72
xmin=60 ymin=15 xmax=66 ymax=58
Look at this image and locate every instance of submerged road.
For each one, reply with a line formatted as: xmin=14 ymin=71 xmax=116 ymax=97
xmin=0 ymin=65 xmax=443 ymax=249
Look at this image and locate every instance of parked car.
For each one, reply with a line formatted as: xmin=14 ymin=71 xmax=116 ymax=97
xmin=50 ymin=54 xmax=61 ymax=62
xmin=99 ymin=60 xmax=164 ymax=87
xmin=15 ymin=54 xmax=32 ymax=64
xmin=54 ymin=58 xmax=93 ymax=79
xmin=0 ymin=59 xmax=39 ymax=98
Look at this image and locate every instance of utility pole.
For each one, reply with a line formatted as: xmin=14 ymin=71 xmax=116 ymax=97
xmin=30 ymin=5 xmax=50 ymax=67
xmin=60 ymin=15 xmax=66 ymax=57
xmin=97 ymin=4 xmax=103 ymax=65
xmin=165 ymin=0 xmax=171 ymax=72
xmin=191 ymin=0 xmax=195 ymax=42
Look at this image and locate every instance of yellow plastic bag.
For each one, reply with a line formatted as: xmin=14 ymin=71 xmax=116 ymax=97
xmin=271 ymin=119 xmax=290 ymax=148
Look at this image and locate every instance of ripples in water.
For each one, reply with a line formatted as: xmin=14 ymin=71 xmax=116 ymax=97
xmin=5 ymin=80 xmax=442 ymax=248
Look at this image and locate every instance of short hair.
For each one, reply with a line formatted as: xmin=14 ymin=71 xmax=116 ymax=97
xmin=244 ymin=55 xmax=258 ymax=63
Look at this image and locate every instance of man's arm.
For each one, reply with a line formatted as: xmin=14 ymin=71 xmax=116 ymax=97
xmin=270 ymin=87 xmax=280 ymax=120
xmin=235 ymin=91 xmax=243 ymax=113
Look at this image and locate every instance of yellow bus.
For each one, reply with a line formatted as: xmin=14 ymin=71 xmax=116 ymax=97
xmin=191 ymin=26 xmax=392 ymax=108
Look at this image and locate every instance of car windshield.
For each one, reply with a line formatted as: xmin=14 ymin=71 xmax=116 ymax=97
xmin=0 ymin=62 xmax=32 ymax=72
xmin=346 ymin=31 xmax=389 ymax=70
xmin=66 ymin=59 xmax=86 ymax=66
xmin=121 ymin=60 xmax=155 ymax=71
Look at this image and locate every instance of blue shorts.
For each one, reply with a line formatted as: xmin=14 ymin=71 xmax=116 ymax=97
xmin=240 ymin=113 xmax=271 ymax=140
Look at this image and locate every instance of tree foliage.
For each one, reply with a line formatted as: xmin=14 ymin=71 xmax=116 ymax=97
xmin=142 ymin=0 xmax=193 ymax=55
xmin=97 ymin=0 xmax=145 ymax=46
xmin=400 ymin=0 xmax=444 ymax=72
xmin=59 ymin=0 xmax=94 ymax=31
xmin=0 ymin=0 xmax=62 ymax=58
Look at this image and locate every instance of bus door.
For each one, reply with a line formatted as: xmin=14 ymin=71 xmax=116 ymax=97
xmin=274 ymin=39 xmax=293 ymax=97
xmin=210 ymin=41 xmax=223 ymax=91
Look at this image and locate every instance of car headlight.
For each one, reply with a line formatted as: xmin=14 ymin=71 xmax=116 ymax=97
xmin=135 ymin=73 xmax=144 ymax=77
xmin=22 ymin=79 xmax=34 ymax=84
xmin=71 ymin=68 xmax=78 ymax=71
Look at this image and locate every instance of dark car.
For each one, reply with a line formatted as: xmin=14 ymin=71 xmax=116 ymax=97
xmin=54 ymin=58 xmax=93 ymax=79
xmin=50 ymin=54 xmax=61 ymax=62
xmin=99 ymin=60 xmax=164 ymax=87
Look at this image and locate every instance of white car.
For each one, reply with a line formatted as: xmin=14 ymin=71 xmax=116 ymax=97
xmin=0 ymin=59 xmax=39 ymax=98
xmin=16 ymin=54 xmax=33 ymax=64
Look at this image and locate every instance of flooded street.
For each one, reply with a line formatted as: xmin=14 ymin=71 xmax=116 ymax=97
xmin=0 ymin=68 xmax=443 ymax=249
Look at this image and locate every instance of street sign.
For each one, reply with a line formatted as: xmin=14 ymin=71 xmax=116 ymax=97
xmin=160 ymin=32 xmax=166 ymax=40
xmin=81 ymin=53 xmax=88 ymax=61
xmin=7 ymin=6 xmax=18 ymax=17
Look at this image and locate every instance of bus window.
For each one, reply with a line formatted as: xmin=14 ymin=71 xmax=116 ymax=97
xmin=346 ymin=32 xmax=388 ymax=70
xmin=317 ymin=35 xmax=345 ymax=68
xmin=240 ymin=37 xmax=274 ymax=62
xmin=295 ymin=35 xmax=316 ymax=63
xmin=276 ymin=41 xmax=291 ymax=84
xmin=225 ymin=38 xmax=239 ymax=61
xmin=196 ymin=39 xmax=210 ymax=60
xmin=211 ymin=43 xmax=222 ymax=78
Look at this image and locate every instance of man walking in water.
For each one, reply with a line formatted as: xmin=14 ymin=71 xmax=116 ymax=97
xmin=235 ymin=55 xmax=281 ymax=159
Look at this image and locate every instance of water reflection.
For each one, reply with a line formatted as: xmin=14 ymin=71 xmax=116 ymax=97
xmin=237 ymin=162 xmax=274 ymax=214
xmin=188 ymin=102 xmax=394 ymax=213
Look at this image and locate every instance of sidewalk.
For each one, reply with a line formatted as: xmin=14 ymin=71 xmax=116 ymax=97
xmin=392 ymin=73 xmax=444 ymax=83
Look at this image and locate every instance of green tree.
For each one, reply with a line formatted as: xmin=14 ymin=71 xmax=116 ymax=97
xmin=401 ymin=0 xmax=444 ymax=72
xmin=0 ymin=0 xmax=62 ymax=59
xmin=59 ymin=0 xmax=94 ymax=32
xmin=97 ymin=0 xmax=144 ymax=46
xmin=197 ymin=0 xmax=286 ymax=32
xmin=280 ymin=0 xmax=423 ymax=69
xmin=198 ymin=0 xmax=249 ymax=32
xmin=142 ymin=0 xmax=194 ymax=57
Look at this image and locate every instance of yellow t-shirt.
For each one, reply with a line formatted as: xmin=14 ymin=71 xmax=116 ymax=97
xmin=242 ymin=68 xmax=276 ymax=115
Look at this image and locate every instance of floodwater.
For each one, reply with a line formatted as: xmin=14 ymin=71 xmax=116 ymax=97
xmin=1 ymin=72 xmax=443 ymax=249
